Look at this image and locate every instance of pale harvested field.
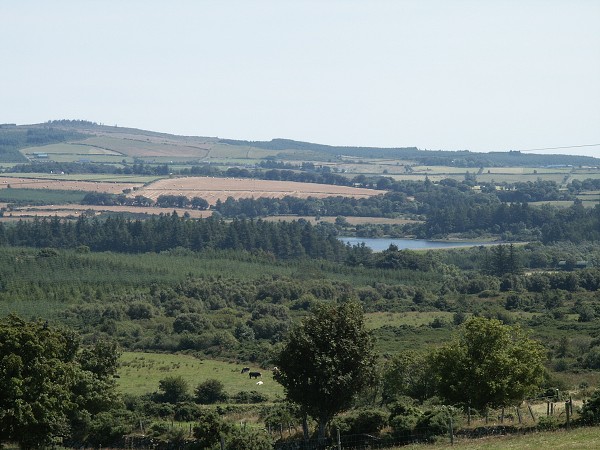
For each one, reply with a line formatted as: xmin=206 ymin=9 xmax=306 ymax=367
xmin=135 ymin=177 xmax=384 ymax=205
xmin=0 ymin=177 xmax=142 ymax=194
xmin=4 ymin=204 xmax=212 ymax=219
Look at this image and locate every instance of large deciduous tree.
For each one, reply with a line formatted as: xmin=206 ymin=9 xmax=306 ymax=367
xmin=430 ymin=317 xmax=546 ymax=411
xmin=0 ymin=315 xmax=122 ymax=448
xmin=273 ymin=301 xmax=376 ymax=439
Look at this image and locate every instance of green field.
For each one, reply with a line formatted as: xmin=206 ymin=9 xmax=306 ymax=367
xmin=22 ymin=143 xmax=122 ymax=156
xmin=0 ymin=172 xmax=162 ymax=183
xmin=48 ymin=154 xmax=132 ymax=163
xmin=0 ymin=188 xmax=87 ymax=204
xmin=530 ymin=200 xmax=598 ymax=209
xmin=118 ymin=351 xmax=283 ymax=399
xmin=365 ymin=311 xmax=455 ymax=328
xmin=477 ymin=173 xmax=568 ymax=184
xmin=404 ymin=426 xmax=600 ymax=450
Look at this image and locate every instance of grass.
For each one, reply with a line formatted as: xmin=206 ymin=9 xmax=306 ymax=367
xmin=365 ymin=311 xmax=455 ymax=329
xmin=117 ymin=351 xmax=283 ymax=399
xmin=402 ymin=426 xmax=600 ymax=449
xmin=0 ymin=172 xmax=162 ymax=183
xmin=0 ymin=188 xmax=87 ymax=204
xmin=48 ymin=154 xmax=132 ymax=163
xmin=21 ymin=143 xmax=122 ymax=155
xmin=477 ymin=173 xmax=568 ymax=184
xmin=0 ymin=299 xmax=71 ymax=320
xmin=529 ymin=200 xmax=598 ymax=209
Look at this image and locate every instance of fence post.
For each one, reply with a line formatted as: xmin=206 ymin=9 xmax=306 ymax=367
xmin=220 ymin=435 xmax=225 ymax=450
xmin=546 ymin=401 xmax=550 ymax=416
xmin=467 ymin=407 xmax=471 ymax=426
xmin=337 ymin=428 xmax=341 ymax=450
xmin=516 ymin=407 xmax=522 ymax=424
xmin=500 ymin=408 xmax=504 ymax=423
xmin=527 ymin=403 xmax=536 ymax=422
xmin=570 ymin=396 xmax=574 ymax=415
xmin=566 ymin=401 xmax=571 ymax=429
xmin=448 ymin=415 xmax=454 ymax=446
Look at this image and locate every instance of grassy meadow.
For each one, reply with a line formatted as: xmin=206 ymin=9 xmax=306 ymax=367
xmin=365 ymin=311 xmax=454 ymax=328
xmin=117 ymin=352 xmax=283 ymax=399
xmin=0 ymin=188 xmax=87 ymax=204
xmin=0 ymin=172 xmax=162 ymax=183
xmin=403 ymin=427 xmax=600 ymax=450
xmin=22 ymin=143 xmax=122 ymax=156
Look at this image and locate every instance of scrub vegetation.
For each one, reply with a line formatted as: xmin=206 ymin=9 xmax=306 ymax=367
xmin=1 ymin=121 xmax=600 ymax=448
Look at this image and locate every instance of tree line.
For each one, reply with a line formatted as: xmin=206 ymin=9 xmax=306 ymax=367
xmin=0 ymin=215 xmax=346 ymax=260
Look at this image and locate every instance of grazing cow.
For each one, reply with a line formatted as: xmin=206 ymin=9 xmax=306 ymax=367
xmin=249 ymin=371 xmax=261 ymax=379
xmin=241 ymin=367 xmax=250 ymax=374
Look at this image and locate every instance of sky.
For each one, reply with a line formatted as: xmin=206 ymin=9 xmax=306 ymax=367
xmin=1 ymin=0 xmax=599 ymax=157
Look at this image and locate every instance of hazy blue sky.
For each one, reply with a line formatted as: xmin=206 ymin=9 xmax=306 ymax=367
xmin=2 ymin=1 xmax=599 ymax=157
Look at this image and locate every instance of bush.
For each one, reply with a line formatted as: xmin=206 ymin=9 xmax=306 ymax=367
xmin=415 ymin=406 xmax=462 ymax=441
xmin=389 ymin=401 xmax=423 ymax=439
xmin=157 ymin=376 xmax=189 ymax=403
xmin=85 ymin=410 xmax=134 ymax=447
xmin=232 ymin=390 xmax=269 ymax=404
xmin=537 ymin=415 xmax=560 ymax=431
xmin=261 ymin=403 xmax=299 ymax=430
xmin=225 ymin=428 xmax=272 ymax=450
xmin=195 ymin=379 xmax=228 ymax=404
xmin=174 ymin=402 xmax=203 ymax=421
xmin=579 ymin=388 xmax=600 ymax=424
xmin=126 ymin=302 xmax=155 ymax=320
xmin=193 ymin=410 xmax=229 ymax=448
xmin=173 ymin=313 xmax=212 ymax=333
xmin=332 ymin=408 xmax=387 ymax=435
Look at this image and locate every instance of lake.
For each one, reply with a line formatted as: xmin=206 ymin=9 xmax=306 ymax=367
xmin=339 ymin=237 xmax=485 ymax=251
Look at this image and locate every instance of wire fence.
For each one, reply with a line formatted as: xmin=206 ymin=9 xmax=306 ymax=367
xmin=274 ymin=397 xmax=581 ymax=450
xmin=117 ymin=395 xmax=586 ymax=449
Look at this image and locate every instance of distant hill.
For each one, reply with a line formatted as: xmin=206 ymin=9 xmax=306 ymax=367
xmin=219 ymin=137 xmax=600 ymax=168
xmin=2 ymin=120 xmax=598 ymax=168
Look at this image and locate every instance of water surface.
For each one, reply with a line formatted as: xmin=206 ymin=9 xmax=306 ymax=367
xmin=339 ymin=237 xmax=484 ymax=252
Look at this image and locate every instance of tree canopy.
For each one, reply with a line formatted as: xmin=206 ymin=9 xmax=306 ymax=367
xmin=430 ymin=317 xmax=546 ymax=411
xmin=0 ymin=315 xmax=121 ymax=448
xmin=273 ymin=301 xmax=376 ymax=438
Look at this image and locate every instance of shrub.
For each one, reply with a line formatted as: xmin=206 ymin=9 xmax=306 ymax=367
xmin=173 ymin=313 xmax=212 ymax=333
xmin=332 ymin=408 xmax=387 ymax=435
xmin=195 ymin=379 xmax=228 ymax=404
xmin=537 ymin=415 xmax=560 ymax=431
xmin=389 ymin=401 xmax=423 ymax=439
xmin=126 ymin=302 xmax=155 ymax=320
xmin=261 ymin=403 xmax=299 ymax=430
xmin=85 ymin=410 xmax=134 ymax=447
xmin=193 ymin=410 xmax=229 ymax=448
xmin=415 ymin=406 xmax=462 ymax=441
xmin=579 ymin=388 xmax=600 ymax=424
xmin=224 ymin=428 xmax=272 ymax=450
xmin=232 ymin=390 xmax=268 ymax=404
xmin=157 ymin=376 xmax=189 ymax=403
xmin=174 ymin=402 xmax=203 ymax=421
